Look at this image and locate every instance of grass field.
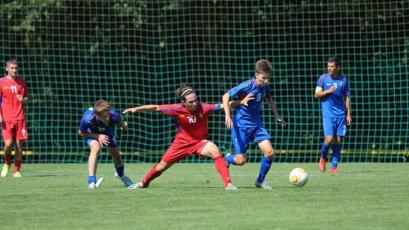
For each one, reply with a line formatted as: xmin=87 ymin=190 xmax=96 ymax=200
xmin=0 ymin=163 xmax=408 ymax=230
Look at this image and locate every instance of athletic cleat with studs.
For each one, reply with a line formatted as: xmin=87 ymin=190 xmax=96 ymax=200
xmin=255 ymin=181 xmax=272 ymax=190
xmin=128 ymin=182 xmax=144 ymax=190
xmin=13 ymin=171 xmax=22 ymax=178
xmin=225 ymin=183 xmax=238 ymax=191
xmin=330 ymin=168 xmax=339 ymax=174
xmin=88 ymin=177 xmax=104 ymax=189
xmin=319 ymin=157 xmax=326 ymax=172
xmin=1 ymin=164 xmax=10 ymax=177
xmin=88 ymin=182 xmax=96 ymax=189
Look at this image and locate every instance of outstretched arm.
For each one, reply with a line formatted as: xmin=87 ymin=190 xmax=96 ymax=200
xmin=265 ymin=97 xmax=286 ymax=128
xmin=122 ymin=105 xmax=161 ymax=114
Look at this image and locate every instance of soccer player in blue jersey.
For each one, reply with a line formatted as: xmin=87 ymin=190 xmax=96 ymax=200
xmin=78 ymin=99 xmax=133 ymax=189
xmin=222 ymin=59 xmax=286 ymax=189
xmin=314 ymin=57 xmax=351 ymax=174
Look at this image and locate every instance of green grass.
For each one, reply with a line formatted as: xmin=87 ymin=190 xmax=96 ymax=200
xmin=0 ymin=163 xmax=408 ymax=230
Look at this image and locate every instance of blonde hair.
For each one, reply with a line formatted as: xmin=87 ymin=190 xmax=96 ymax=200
xmin=93 ymin=99 xmax=111 ymax=115
xmin=6 ymin=58 xmax=18 ymax=67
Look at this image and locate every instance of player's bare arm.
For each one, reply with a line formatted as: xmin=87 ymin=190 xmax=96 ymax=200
xmin=345 ymin=95 xmax=352 ymax=126
xmin=314 ymin=86 xmax=336 ymax=99
xmin=123 ymin=105 xmax=160 ymax=114
xmin=222 ymin=93 xmax=232 ymax=129
xmin=78 ymin=130 xmax=109 ymax=145
xmin=17 ymin=95 xmax=28 ymax=103
xmin=224 ymin=93 xmax=255 ymax=109
xmin=265 ymin=97 xmax=286 ymax=128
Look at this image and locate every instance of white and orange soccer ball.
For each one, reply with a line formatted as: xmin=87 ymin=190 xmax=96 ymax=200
xmin=289 ymin=168 xmax=309 ymax=187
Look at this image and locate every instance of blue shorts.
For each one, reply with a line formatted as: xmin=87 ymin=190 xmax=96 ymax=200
xmin=85 ymin=137 xmax=118 ymax=148
xmin=231 ymin=126 xmax=271 ymax=154
xmin=323 ymin=117 xmax=347 ymax=137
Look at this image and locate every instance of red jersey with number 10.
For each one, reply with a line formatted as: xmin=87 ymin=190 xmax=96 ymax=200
xmin=0 ymin=76 xmax=27 ymax=121
xmin=159 ymin=103 xmax=220 ymax=143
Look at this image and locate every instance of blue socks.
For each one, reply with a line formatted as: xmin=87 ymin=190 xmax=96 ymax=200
xmin=225 ymin=153 xmax=237 ymax=165
xmin=87 ymin=176 xmax=96 ymax=184
xmin=115 ymin=164 xmax=125 ymax=178
xmin=256 ymin=156 xmax=273 ymax=184
xmin=331 ymin=145 xmax=341 ymax=168
xmin=321 ymin=142 xmax=331 ymax=159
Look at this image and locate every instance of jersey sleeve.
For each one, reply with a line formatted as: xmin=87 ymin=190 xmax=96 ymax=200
xmin=202 ymin=103 xmax=220 ymax=115
xmin=110 ymin=109 xmax=122 ymax=125
xmin=22 ymin=79 xmax=28 ymax=97
xmin=79 ymin=110 xmax=92 ymax=133
xmin=344 ymin=77 xmax=351 ymax=97
xmin=265 ymin=85 xmax=271 ymax=98
xmin=227 ymin=80 xmax=251 ymax=97
xmin=315 ymin=75 xmax=325 ymax=92
xmin=159 ymin=104 xmax=180 ymax=116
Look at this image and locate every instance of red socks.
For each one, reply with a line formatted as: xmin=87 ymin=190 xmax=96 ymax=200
xmin=4 ymin=154 xmax=11 ymax=165
xmin=14 ymin=160 xmax=22 ymax=173
xmin=214 ymin=155 xmax=231 ymax=187
xmin=141 ymin=164 xmax=162 ymax=187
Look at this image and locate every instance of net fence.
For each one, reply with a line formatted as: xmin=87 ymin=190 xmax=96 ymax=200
xmin=0 ymin=0 xmax=408 ymax=163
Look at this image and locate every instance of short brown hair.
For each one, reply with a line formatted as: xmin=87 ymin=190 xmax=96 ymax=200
xmin=255 ymin=59 xmax=272 ymax=76
xmin=327 ymin=56 xmax=340 ymax=67
xmin=175 ymin=83 xmax=196 ymax=101
xmin=93 ymin=99 xmax=111 ymax=114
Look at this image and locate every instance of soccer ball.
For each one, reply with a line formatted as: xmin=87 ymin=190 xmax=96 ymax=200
xmin=289 ymin=168 xmax=309 ymax=187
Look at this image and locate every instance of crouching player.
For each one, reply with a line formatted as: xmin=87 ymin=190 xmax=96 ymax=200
xmin=78 ymin=99 xmax=133 ymax=189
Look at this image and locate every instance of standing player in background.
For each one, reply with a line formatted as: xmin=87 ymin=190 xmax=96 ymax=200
xmin=222 ymin=59 xmax=286 ymax=189
xmin=0 ymin=59 xmax=28 ymax=178
xmin=78 ymin=99 xmax=133 ymax=189
xmin=124 ymin=84 xmax=251 ymax=190
xmin=314 ymin=57 xmax=351 ymax=174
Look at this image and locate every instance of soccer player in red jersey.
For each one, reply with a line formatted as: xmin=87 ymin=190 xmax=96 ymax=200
xmin=0 ymin=59 xmax=28 ymax=178
xmin=124 ymin=84 xmax=250 ymax=190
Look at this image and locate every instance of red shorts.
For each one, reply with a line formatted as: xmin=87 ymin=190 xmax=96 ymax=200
xmin=162 ymin=139 xmax=209 ymax=163
xmin=2 ymin=119 xmax=28 ymax=141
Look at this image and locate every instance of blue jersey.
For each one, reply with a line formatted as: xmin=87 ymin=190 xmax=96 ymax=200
xmin=316 ymin=74 xmax=350 ymax=118
xmin=79 ymin=108 xmax=122 ymax=139
xmin=228 ymin=78 xmax=271 ymax=127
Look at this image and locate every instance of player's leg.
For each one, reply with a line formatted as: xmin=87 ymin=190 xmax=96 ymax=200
xmin=13 ymin=119 xmax=28 ymax=177
xmin=13 ymin=139 xmax=24 ymax=177
xmin=225 ymin=126 xmax=249 ymax=166
xmin=1 ymin=139 xmax=13 ymax=177
xmin=330 ymin=137 xmax=343 ymax=174
xmin=1 ymin=121 xmax=15 ymax=177
xmin=255 ymin=140 xmax=273 ymax=188
xmin=200 ymin=141 xmax=235 ymax=189
xmin=331 ymin=118 xmax=346 ymax=173
xmin=255 ymin=128 xmax=274 ymax=189
xmin=320 ymin=117 xmax=335 ymax=172
xmin=107 ymin=146 xmax=133 ymax=187
xmin=130 ymin=145 xmax=180 ymax=189
xmin=129 ymin=160 xmax=174 ymax=189
xmin=87 ymin=140 xmax=101 ymax=188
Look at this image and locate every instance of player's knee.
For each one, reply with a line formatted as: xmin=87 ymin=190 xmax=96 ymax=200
xmin=265 ymin=150 xmax=274 ymax=159
xmin=235 ymin=155 xmax=247 ymax=166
